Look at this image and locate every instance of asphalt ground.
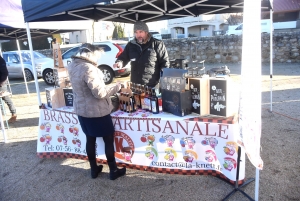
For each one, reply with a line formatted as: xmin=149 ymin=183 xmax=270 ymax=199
xmin=0 ymin=62 xmax=299 ymax=201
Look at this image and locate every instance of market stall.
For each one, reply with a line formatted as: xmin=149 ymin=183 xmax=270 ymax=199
xmin=22 ymin=1 xmax=272 ymax=199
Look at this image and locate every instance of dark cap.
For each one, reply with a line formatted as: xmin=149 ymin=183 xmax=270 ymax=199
xmin=133 ymin=21 xmax=149 ymax=32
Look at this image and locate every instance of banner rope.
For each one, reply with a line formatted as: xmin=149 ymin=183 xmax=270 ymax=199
xmin=262 ymin=107 xmax=300 ymax=122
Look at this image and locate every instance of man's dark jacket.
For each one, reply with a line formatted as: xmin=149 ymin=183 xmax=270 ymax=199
xmin=116 ymin=37 xmax=170 ymax=87
xmin=0 ymin=56 xmax=8 ymax=87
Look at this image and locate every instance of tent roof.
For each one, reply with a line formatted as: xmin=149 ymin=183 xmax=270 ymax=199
xmin=0 ymin=0 xmax=89 ymax=40
xmin=0 ymin=26 xmax=88 ymax=40
xmin=0 ymin=21 xmax=92 ymax=40
xmin=22 ymin=0 xmax=272 ymax=23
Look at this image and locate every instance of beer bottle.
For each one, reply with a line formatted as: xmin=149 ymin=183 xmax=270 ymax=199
xmin=129 ymin=92 xmax=136 ymax=112
xmin=125 ymin=93 xmax=130 ymax=113
xmin=134 ymin=84 xmax=141 ymax=109
xmin=127 ymin=82 xmax=132 ymax=89
xmin=131 ymin=83 xmax=135 ymax=93
xmin=144 ymin=86 xmax=149 ymax=111
xmin=122 ymin=94 xmax=127 ymax=113
xmin=150 ymin=88 xmax=159 ymax=114
xmin=140 ymin=85 xmax=146 ymax=110
xmin=119 ymin=92 xmax=124 ymax=111
xmin=148 ymin=87 xmax=153 ymax=112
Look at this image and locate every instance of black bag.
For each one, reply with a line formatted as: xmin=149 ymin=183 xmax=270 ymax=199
xmin=110 ymin=94 xmax=119 ymax=113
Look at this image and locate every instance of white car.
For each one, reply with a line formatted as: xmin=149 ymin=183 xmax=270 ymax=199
xmin=59 ymin=40 xmax=131 ymax=85
xmin=225 ymin=19 xmax=272 ymax=36
xmin=149 ymin=31 xmax=162 ymax=40
xmin=2 ymin=51 xmax=53 ymax=82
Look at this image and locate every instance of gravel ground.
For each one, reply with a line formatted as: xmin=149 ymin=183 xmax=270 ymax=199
xmin=0 ymin=63 xmax=299 ymax=201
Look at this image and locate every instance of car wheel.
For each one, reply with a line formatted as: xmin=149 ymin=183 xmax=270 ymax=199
xmin=43 ymin=69 xmax=55 ymax=85
xmin=99 ymin=66 xmax=114 ymax=84
xmin=24 ymin=69 xmax=34 ymax=81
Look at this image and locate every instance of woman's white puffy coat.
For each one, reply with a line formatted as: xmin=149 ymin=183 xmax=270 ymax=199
xmin=68 ymin=57 xmax=120 ymax=118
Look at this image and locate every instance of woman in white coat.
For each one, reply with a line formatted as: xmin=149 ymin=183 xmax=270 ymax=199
xmin=68 ymin=43 xmax=126 ymax=180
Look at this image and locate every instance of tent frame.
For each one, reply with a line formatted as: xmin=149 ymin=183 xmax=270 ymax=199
xmin=21 ymin=1 xmax=273 ymax=201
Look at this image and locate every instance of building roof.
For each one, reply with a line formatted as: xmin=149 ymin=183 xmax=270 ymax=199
xmin=273 ymin=0 xmax=300 ymax=13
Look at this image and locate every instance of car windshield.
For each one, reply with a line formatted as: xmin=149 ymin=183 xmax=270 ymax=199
xmin=18 ymin=52 xmax=47 ymax=61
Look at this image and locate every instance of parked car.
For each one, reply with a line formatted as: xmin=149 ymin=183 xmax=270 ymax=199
xmin=225 ymin=19 xmax=272 ymax=35
xmin=2 ymin=51 xmax=53 ymax=82
xmin=61 ymin=40 xmax=131 ymax=85
xmin=149 ymin=31 xmax=162 ymax=40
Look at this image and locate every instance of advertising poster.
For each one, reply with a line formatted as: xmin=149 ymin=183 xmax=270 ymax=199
xmin=37 ymin=109 xmax=244 ymax=182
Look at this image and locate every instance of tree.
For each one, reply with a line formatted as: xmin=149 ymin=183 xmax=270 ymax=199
xmin=112 ymin=22 xmax=125 ymax=39
xmin=225 ymin=13 xmax=243 ymax=25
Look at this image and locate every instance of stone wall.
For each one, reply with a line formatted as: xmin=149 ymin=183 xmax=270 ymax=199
xmin=37 ymin=32 xmax=300 ymax=63
xmin=164 ymin=31 xmax=300 ymax=63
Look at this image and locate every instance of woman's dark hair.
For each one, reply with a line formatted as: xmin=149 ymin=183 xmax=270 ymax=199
xmin=76 ymin=43 xmax=104 ymax=63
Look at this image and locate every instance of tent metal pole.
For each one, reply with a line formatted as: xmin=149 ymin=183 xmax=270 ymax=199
xmin=0 ymin=109 xmax=7 ymax=143
xmin=270 ymin=9 xmax=273 ymax=112
xmin=240 ymin=0 xmax=263 ymax=199
xmin=16 ymin=40 xmax=30 ymax=95
xmin=0 ymin=45 xmax=8 ymax=143
xmin=25 ymin=23 xmax=42 ymax=106
xmin=255 ymin=168 xmax=260 ymax=201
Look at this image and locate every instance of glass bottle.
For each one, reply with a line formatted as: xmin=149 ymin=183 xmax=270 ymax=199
xmin=134 ymin=84 xmax=141 ymax=109
xmin=122 ymin=94 xmax=127 ymax=113
xmin=119 ymin=92 xmax=124 ymax=111
xmin=143 ymin=86 xmax=149 ymax=111
xmin=148 ymin=87 xmax=153 ymax=112
xmin=150 ymin=88 xmax=159 ymax=114
xmin=131 ymin=83 xmax=135 ymax=93
xmin=125 ymin=93 xmax=130 ymax=113
xmin=129 ymin=92 xmax=135 ymax=112
xmin=140 ymin=85 xmax=146 ymax=110
xmin=127 ymin=81 xmax=132 ymax=89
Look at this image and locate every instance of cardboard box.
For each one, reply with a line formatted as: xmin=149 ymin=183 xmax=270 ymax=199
xmin=160 ymin=68 xmax=187 ymax=92
xmin=209 ymin=78 xmax=236 ymax=117
xmin=161 ymin=89 xmax=192 ymax=117
xmin=188 ymin=78 xmax=209 ymax=115
xmin=52 ymin=43 xmax=64 ymax=68
xmin=53 ymin=67 xmax=69 ymax=88
xmin=63 ymin=88 xmax=73 ymax=107
xmin=45 ymin=87 xmax=65 ymax=109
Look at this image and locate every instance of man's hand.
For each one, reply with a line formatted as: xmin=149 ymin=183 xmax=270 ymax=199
xmin=113 ymin=61 xmax=123 ymax=68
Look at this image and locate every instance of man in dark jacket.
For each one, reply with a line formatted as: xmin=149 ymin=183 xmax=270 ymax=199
xmin=113 ymin=21 xmax=170 ymax=88
xmin=0 ymin=55 xmax=17 ymax=123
